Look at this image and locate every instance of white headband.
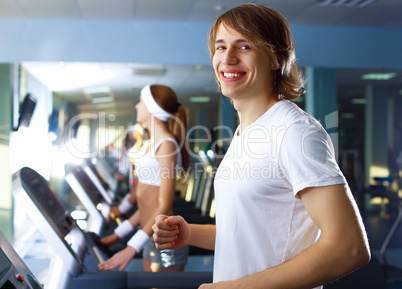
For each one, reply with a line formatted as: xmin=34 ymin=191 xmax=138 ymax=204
xmin=141 ymin=85 xmax=171 ymax=122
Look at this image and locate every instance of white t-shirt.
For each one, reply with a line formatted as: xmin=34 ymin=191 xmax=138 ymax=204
xmin=213 ymin=100 xmax=346 ymax=287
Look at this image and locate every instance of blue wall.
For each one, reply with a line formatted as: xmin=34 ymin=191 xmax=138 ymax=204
xmin=0 ymin=19 xmax=401 ymax=69
xmin=292 ymin=25 xmax=402 ymax=69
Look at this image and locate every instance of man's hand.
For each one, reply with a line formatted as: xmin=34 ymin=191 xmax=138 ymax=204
xmin=152 ymin=215 xmax=190 ymax=250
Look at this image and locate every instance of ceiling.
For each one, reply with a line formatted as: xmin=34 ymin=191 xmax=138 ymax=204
xmin=2 ymin=0 xmax=401 ymax=28
xmin=3 ymin=0 xmax=401 ymax=115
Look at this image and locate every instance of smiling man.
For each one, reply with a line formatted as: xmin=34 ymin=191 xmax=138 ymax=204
xmin=152 ymin=4 xmax=370 ymax=289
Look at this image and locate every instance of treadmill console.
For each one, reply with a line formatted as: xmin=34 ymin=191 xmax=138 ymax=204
xmin=0 ymin=231 xmax=42 ymax=289
xmin=65 ymin=163 xmax=104 ymax=206
xmin=13 ymin=167 xmax=110 ymax=268
xmin=20 ymin=169 xmax=73 ymax=238
xmin=64 ymin=163 xmax=113 ymax=234
xmin=84 ymin=159 xmax=111 ymax=192
xmin=12 ymin=167 xmax=84 ymax=277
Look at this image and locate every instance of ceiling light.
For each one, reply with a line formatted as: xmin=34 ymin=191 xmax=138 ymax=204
xmin=315 ymin=0 xmax=377 ymax=8
xmin=362 ymin=73 xmax=397 ymax=80
xmin=84 ymin=87 xmax=111 ymax=94
xmin=91 ymin=96 xmax=114 ymax=103
xmin=356 ymin=0 xmax=376 ymax=8
xmin=96 ymin=103 xmax=116 ymax=109
xmin=190 ymin=96 xmax=211 ymax=103
xmin=214 ymin=5 xmax=225 ymax=11
xmin=84 ymin=86 xmax=115 ymax=104
xmin=22 ymin=62 xmax=121 ymax=92
xmin=132 ymin=67 xmax=166 ymax=76
xmin=350 ymin=98 xmax=367 ymax=104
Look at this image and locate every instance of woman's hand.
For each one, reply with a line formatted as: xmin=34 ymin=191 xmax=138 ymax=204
xmin=110 ymin=206 xmax=123 ymax=219
xmin=98 ymin=246 xmax=136 ymax=271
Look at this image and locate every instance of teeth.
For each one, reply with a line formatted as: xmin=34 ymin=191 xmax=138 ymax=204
xmin=223 ymin=72 xmax=242 ymax=78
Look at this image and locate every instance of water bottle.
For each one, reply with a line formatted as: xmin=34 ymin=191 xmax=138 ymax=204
xmin=160 ymin=249 xmax=176 ymax=267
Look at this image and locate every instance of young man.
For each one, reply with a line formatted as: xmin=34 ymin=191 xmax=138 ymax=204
xmin=152 ymin=4 xmax=370 ymax=289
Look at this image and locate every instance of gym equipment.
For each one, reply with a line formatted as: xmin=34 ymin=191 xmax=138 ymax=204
xmin=65 ymin=163 xmax=114 ymax=234
xmin=12 ymin=167 xmax=212 ymax=289
xmin=0 ymin=230 xmax=42 ymax=289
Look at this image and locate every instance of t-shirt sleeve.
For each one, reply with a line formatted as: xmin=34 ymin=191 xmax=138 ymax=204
xmin=278 ymin=120 xmax=347 ymax=197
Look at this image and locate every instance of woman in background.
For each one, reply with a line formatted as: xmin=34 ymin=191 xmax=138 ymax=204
xmin=99 ymin=84 xmax=190 ymax=272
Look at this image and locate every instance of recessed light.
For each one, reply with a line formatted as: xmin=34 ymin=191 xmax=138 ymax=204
xmin=84 ymin=87 xmax=111 ymax=94
xmin=341 ymin=113 xmax=354 ymax=119
xmin=351 ymin=98 xmax=367 ymax=104
xmin=214 ymin=5 xmax=224 ymax=11
xmin=132 ymin=67 xmax=166 ymax=76
xmin=91 ymin=96 xmax=114 ymax=103
xmin=96 ymin=103 xmax=115 ymax=109
xmin=362 ymin=73 xmax=397 ymax=80
xmin=190 ymin=96 xmax=211 ymax=103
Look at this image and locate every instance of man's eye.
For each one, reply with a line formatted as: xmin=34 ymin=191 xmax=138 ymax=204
xmin=240 ymin=45 xmax=250 ymax=50
xmin=216 ymin=46 xmax=226 ymax=50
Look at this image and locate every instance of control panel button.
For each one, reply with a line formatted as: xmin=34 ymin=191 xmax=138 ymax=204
xmin=15 ymin=273 xmax=24 ymax=283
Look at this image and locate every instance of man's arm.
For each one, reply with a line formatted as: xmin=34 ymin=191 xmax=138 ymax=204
xmin=153 ymin=215 xmax=216 ymax=251
xmin=188 ymin=223 xmax=216 ymax=251
xmin=201 ymin=184 xmax=370 ymax=289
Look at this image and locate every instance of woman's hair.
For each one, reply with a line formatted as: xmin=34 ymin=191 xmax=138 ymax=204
xmin=149 ymin=84 xmax=190 ymax=171
xmin=208 ymin=3 xmax=305 ymax=100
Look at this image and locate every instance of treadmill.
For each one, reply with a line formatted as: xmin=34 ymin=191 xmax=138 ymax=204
xmin=92 ymin=158 xmax=119 ymax=195
xmin=0 ymin=230 xmax=42 ymax=289
xmin=64 ymin=163 xmax=115 ymax=235
xmin=12 ymin=167 xmax=212 ymax=289
xmin=83 ymin=159 xmax=115 ymax=203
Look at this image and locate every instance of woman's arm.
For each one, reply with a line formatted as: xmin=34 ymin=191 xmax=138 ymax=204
xmin=126 ymin=209 xmax=140 ymax=227
xmin=200 ymin=184 xmax=370 ymax=289
xmin=101 ymin=210 xmax=140 ymax=248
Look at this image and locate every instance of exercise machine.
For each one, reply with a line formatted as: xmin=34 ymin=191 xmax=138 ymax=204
xmin=65 ymin=163 xmax=115 ymax=234
xmin=0 ymin=230 xmax=42 ymax=289
xmin=12 ymin=167 xmax=212 ymax=289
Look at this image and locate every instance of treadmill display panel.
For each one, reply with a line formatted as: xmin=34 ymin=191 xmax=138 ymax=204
xmin=22 ymin=170 xmax=66 ymax=224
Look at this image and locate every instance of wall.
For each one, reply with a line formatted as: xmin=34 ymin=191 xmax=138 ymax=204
xmin=8 ymin=66 xmax=53 ymax=245
xmin=0 ymin=63 xmax=12 ymax=242
xmin=0 ymin=19 xmax=401 ymax=69
xmin=9 ymin=67 xmax=53 ymax=176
